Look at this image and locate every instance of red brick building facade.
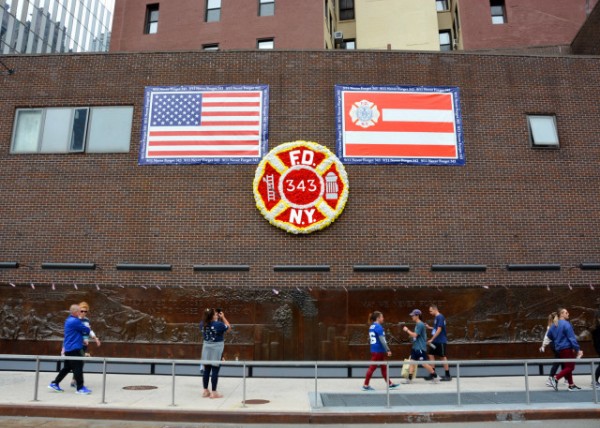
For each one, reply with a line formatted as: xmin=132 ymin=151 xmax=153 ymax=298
xmin=0 ymin=48 xmax=599 ymax=359
xmin=110 ymin=0 xmax=327 ymax=52
xmin=459 ymin=0 xmax=599 ymax=51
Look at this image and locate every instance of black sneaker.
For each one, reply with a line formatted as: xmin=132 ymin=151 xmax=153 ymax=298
xmin=550 ymin=377 xmax=558 ymax=391
xmin=440 ymin=375 xmax=452 ymax=381
xmin=424 ymin=374 xmax=435 ymax=381
xmin=568 ymin=384 xmax=582 ymax=391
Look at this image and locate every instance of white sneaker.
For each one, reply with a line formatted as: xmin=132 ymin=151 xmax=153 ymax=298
xmin=546 ymin=377 xmax=554 ymax=387
xmin=401 ymin=379 xmax=412 ymax=384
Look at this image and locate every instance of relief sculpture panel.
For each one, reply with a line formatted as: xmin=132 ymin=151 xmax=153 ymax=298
xmin=0 ymin=285 xmax=597 ymax=360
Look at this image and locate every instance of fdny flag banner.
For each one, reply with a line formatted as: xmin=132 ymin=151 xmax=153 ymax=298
xmin=139 ymin=85 xmax=269 ymax=165
xmin=335 ymin=85 xmax=464 ymax=165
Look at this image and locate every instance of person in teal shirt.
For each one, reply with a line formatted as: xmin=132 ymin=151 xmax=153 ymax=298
xmin=402 ymin=309 xmax=438 ymax=383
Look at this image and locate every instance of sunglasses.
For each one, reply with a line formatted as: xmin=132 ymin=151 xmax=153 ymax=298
xmin=80 ymin=310 xmax=88 ymax=313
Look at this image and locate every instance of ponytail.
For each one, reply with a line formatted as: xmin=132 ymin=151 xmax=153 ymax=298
xmin=369 ymin=311 xmax=382 ymax=324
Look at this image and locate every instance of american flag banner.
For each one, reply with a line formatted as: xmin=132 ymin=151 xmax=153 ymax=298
xmin=139 ymin=85 xmax=269 ymax=165
xmin=335 ymin=85 xmax=464 ymax=165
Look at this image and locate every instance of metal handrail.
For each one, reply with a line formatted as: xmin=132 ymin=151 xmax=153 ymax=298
xmin=0 ymin=354 xmax=597 ymax=408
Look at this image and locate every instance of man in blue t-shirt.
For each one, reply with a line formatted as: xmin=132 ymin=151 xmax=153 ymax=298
xmin=361 ymin=311 xmax=399 ymax=391
xmin=402 ymin=309 xmax=438 ymax=383
xmin=48 ymin=304 xmax=92 ymax=394
xmin=426 ymin=304 xmax=452 ymax=381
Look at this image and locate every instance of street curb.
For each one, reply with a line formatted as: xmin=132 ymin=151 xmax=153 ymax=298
xmin=0 ymin=404 xmax=599 ymax=424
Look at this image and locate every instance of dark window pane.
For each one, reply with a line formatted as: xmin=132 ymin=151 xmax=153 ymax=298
xmin=340 ymin=0 xmax=354 ymax=20
xmin=70 ymin=108 xmax=88 ymax=152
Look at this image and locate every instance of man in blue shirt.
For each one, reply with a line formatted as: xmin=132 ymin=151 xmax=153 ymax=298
xmin=426 ymin=304 xmax=452 ymax=381
xmin=362 ymin=311 xmax=399 ymax=391
xmin=402 ymin=309 xmax=438 ymax=383
xmin=48 ymin=304 xmax=92 ymax=394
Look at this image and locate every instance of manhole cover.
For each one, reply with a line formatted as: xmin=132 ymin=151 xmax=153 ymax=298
xmin=122 ymin=385 xmax=158 ymax=390
xmin=243 ymin=399 xmax=270 ymax=405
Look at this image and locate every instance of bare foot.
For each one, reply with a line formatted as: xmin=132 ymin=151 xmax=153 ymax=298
xmin=202 ymin=390 xmax=210 ymax=398
xmin=210 ymin=391 xmax=223 ymax=399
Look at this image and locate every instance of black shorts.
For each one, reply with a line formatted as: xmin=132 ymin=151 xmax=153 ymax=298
xmin=427 ymin=343 xmax=447 ymax=357
xmin=410 ymin=349 xmax=427 ymax=361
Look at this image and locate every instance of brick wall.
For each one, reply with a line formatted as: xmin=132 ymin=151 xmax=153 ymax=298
xmin=572 ymin=0 xmax=600 ymax=55
xmin=0 ymin=50 xmax=599 ymax=358
xmin=110 ymin=0 xmax=326 ymax=52
xmin=0 ymin=49 xmax=600 ymax=291
xmin=460 ymin=0 xmax=599 ymax=51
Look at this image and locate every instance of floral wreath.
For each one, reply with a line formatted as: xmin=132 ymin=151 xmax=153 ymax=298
xmin=253 ymin=141 xmax=349 ymax=234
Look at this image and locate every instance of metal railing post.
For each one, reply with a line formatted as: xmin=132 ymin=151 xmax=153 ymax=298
xmin=32 ymin=357 xmax=40 ymax=402
xmin=170 ymin=361 xmax=176 ymax=407
xmin=314 ymin=361 xmax=319 ymax=408
xmin=242 ymin=362 xmax=247 ymax=408
xmin=101 ymin=358 xmax=107 ymax=404
xmin=592 ymin=361 xmax=598 ymax=405
xmin=524 ymin=361 xmax=530 ymax=405
xmin=385 ymin=360 xmax=390 ymax=409
xmin=456 ymin=362 xmax=461 ymax=407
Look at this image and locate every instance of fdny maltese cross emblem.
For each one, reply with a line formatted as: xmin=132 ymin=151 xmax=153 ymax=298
xmin=349 ymin=100 xmax=380 ymax=128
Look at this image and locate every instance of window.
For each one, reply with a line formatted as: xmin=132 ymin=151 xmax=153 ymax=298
xmin=145 ymin=4 xmax=159 ymax=34
xmin=202 ymin=43 xmax=219 ymax=51
xmin=206 ymin=0 xmax=221 ymax=22
xmin=343 ymin=39 xmax=356 ymax=49
xmin=259 ymin=0 xmax=275 ymax=16
xmin=490 ymin=0 xmax=506 ymax=24
xmin=257 ymin=38 xmax=274 ymax=49
xmin=11 ymin=107 xmax=133 ymax=154
xmin=527 ymin=115 xmax=559 ymax=148
xmin=339 ymin=0 xmax=354 ymax=21
xmin=453 ymin=6 xmax=460 ymax=41
xmin=439 ymin=31 xmax=452 ymax=51
xmin=436 ymin=0 xmax=449 ymax=11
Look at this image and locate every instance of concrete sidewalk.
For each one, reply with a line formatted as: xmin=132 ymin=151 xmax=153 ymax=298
xmin=0 ymin=370 xmax=598 ymax=424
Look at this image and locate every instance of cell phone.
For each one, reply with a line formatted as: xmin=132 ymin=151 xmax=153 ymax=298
xmin=216 ymin=308 xmax=222 ymax=313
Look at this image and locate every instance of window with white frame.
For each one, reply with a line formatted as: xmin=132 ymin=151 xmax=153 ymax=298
xmin=206 ymin=0 xmax=221 ymax=22
xmin=490 ymin=0 xmax=506 ymax=24
xmin=257 ymin=38 xmax=274 ymax=49
xmin=145 ymin=4 xmax=159 ymax=34
xmin=527 ymin=115 xmax=559 ymax=148
xmin=259 ymin=0 xmax=275 ymax=16
xmin=439 ymin=30 xmax=452 ymax=51
xmin=343 ymin=39 xmax=356 ymax=49
xmin=11 ymin=106 xmax=133 ymax=154
xmin=436 ymin=0 xmax=449 ymax=11
xmin=202 ymin=43 xmax=219 ymax=51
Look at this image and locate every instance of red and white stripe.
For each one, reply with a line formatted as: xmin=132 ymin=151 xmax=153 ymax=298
xmin=342 ymin=91 xmax=458 ymax=159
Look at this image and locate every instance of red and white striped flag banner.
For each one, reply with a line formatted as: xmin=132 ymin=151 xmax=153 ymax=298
xmin=335 ymin=85 xmax=464 ymax=165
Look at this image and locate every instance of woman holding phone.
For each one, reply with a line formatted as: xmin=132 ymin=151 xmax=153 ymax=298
xmin=200 ymin=308 xmax=230 ymax=399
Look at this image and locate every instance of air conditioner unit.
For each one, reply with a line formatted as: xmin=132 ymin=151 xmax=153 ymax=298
xmin=333 ymin=31 xmax=343 ymax=40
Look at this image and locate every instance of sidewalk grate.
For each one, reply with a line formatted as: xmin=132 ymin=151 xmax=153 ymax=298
xmin=243 ymin=399 xmax=270 ymax=405
xmin=320 ymin=390 xmax=597 ymax=407
xmin=122 ymin=385 xmax=158 ymax=390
